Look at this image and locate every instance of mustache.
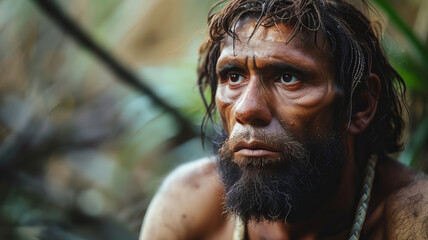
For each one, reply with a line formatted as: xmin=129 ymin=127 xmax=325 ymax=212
xmin=220 ymin=127 xmax=309 ymax=165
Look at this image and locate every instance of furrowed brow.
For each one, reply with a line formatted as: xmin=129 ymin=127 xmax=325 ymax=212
xmin=261 ymin=62 xmax=313 ymax=76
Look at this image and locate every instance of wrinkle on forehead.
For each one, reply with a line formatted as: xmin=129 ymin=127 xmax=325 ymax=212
xmin=222 ymin=17 xmax=331 ymax=58
xmin=229 ymin=17 xmax=300 ymax=46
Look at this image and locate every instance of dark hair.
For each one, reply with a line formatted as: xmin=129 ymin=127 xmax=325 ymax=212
xmin=197 ymin=0 xmax=406 ymax=156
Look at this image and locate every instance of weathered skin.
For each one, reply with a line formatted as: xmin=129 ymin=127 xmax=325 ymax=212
xmin=140 ymin=20 xmax=428 ymax=240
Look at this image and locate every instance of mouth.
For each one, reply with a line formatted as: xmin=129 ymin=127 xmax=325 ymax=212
xmin=233 ymin=141 xmax=282 ymax=159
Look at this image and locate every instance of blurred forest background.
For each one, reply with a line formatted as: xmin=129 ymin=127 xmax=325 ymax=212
xmin=0 ymin=0 xmax=427 ymax=239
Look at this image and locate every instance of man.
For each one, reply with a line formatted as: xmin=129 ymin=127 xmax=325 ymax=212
xmin=140 ymin=0 xmax=428 ymax=239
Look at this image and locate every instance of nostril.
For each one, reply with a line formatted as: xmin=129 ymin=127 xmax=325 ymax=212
xmin=235 ymin=117 xmax=244 ymax=125
xmin=252 ymin=118 xmax=269 ymax=126
xmin=235 ymin=112 xmax=270 ymax=126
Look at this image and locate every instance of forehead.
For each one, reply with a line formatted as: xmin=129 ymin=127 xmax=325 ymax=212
xmin=218 ymin=18 xmax=332 ymax=67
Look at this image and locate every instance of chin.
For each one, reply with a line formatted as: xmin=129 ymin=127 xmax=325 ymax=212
xmin=217 ymin=134 xmax=346 ymax=223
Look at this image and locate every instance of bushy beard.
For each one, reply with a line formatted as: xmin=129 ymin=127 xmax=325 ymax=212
xmin=216 ymin=128 xmax=346 ymax=223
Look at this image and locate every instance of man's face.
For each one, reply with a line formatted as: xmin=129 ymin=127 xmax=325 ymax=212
xmin=215 ymin=18 xmax=346 ymax=222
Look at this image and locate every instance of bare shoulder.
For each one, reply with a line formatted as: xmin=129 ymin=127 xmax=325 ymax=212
xmin=139 ymin=157 xmax=226 ymax=240
xmin=382 ymin=165 xmax=428 ymax=239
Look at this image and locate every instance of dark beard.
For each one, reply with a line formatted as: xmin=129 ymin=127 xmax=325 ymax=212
xmin=216 ymin=130 xmax=346 ymax=223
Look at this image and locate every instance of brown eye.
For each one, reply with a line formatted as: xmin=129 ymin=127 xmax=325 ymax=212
xmin=280 ymin=73 xmax=297 ymax=84
xmin=228 ymin=74 xmax=244 ymax=84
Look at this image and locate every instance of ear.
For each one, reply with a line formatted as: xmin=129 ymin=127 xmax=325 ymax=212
xmin=348 ymin=73 xmax=381 ymax=135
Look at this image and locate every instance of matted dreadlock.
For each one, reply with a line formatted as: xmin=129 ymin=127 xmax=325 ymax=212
xmin=197 ymin=0 xmax=406 ymax=157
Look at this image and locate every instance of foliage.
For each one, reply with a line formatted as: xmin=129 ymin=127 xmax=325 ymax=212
xmin=371 ymin=0 xmax=428 ymax=166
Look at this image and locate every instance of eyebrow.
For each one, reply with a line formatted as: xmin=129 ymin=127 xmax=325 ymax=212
xmin=217 ymin=62 xmax=245 ymax=77
xmin=217 ymin=60 xmax=314 ymax=77
xmin=261 ymin=62 xmax=313 ymax=76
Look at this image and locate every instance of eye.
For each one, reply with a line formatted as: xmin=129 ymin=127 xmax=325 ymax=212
xmin=279 ymin=73 xmax=298 ymax=84
xmin=228 ymin=73 xmax=245 ymax=84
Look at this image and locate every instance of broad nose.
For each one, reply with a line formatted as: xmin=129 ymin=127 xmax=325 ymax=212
xmin=234 ymin=80 xmax=272 ymax=126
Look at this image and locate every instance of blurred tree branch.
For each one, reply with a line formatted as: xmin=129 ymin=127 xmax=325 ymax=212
xmin=29 ymin=0 xmax=198 ymax=140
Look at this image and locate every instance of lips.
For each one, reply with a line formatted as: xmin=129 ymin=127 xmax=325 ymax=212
xmin=233 ymin=141 xmax=281 ymax=159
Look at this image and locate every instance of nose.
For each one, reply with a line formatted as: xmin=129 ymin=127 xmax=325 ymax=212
xmin=234 ymin=79 xmax=272 ymax=126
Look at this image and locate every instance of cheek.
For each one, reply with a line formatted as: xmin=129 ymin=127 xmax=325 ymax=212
xmin=216 ymin=85 xmax=236 ymax=134
xmin=299 ymin=90 xmax=337 ymax=132
xmin=275 ymin=86 xmax=337 ymax=137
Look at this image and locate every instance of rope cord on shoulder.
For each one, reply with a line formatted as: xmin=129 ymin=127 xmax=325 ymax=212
xmin=348 ymin=155 xmax=378 ymax=240
xmin=233 ymin=216 xmax=245 ymax=240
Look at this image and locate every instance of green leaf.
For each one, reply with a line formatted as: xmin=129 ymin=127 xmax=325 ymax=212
xmin=372 ymin=0 xmax=428 ymax=86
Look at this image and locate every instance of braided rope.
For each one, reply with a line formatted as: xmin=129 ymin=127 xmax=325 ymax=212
xmin=233 ymin=216 xmax=245 ymax=240
xmin=348 ymin=155 xmax=378 ymax=240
